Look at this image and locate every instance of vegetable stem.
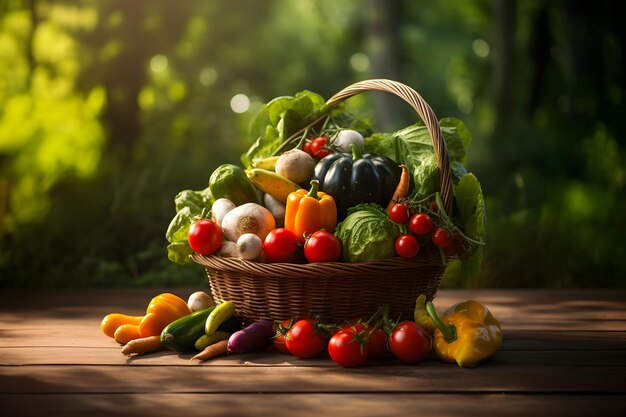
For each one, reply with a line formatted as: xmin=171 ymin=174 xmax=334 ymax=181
xmin=271 ymin=113 xmax=331 ymax=157
xmin=426 ymin=301 xmax=457 ymax=344
xmin=350 ymin=142 xmax=363 ymax=160
xmin=306 ymin=180 xmax=321 ymax=200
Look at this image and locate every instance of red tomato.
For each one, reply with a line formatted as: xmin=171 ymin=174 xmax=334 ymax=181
xmin=273 ymin=319 xmax=294 ymax=354
xmin=264 ymin=228 xmax=300 ymax=262
xmin=409 ymin=213 xmax=434 ymax=235
xmin=334 ymin=318 xmax=367 ymax=335
xmin=303 ymin=141 xmax=313 ymax=157
xmin=431 ymin=228 xmax=454 ymax=248
xmin=367 ymin=328 xmax=389 ymax=359
xmin=286 ymin=319 xmax=328 ymax=358
xmin=304 ymin=230 xmax=342 ymax=262
xmin=389 ymin=321 xmax=430 ymax=364
xmin=187 ymin=219 xmax=223 ymax=255
xmin=395 ymin=234 xmax=420 ymax=258
xmin=310 ymin=137 xmax=330 ymax=158
xmin=389 ymin=203 xmax=410 ymax=224
xmin=328 ymin=329 xmax=368 ymax=368
xmin=443 ymin=237 xmax=465 ymax=257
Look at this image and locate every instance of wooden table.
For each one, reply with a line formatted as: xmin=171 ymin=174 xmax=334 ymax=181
xmin=1 ymin=288 xmax=625 ymax=416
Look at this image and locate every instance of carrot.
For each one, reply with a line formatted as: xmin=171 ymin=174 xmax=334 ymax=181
xmin=121 ymin=335 xmax=163 ymax=356
xmin=190 ymin=339 xmax=229 ymax=362
xmin=386 ymin=164 xmax=410 ymax=211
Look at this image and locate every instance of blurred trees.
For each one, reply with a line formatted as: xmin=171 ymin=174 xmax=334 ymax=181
xmin=0 ymin=0 xmax=624 ymax=287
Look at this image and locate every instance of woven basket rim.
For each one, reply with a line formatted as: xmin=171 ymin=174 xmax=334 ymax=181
xmin=191 ymin=250 xmax=445 ymax=277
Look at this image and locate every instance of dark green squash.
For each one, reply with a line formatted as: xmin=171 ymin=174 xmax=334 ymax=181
xmin=160 ymin=307 xmax=243 ymax=352
xmin=313 ymin=144 xmax=402 ymax=220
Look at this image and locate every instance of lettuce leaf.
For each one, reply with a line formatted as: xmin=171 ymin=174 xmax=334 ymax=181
xmin=364 ymin=117 xmax=472 ymax=200
xmin=241 ymin=90 xmax=371 ymax=167
xmin=165 ymin=187 xmax=213 ymax=265
xmin=448 ymin=172 xmax=486 ymax=281
xmin=242 ymin=91 xmax=326 ymax=167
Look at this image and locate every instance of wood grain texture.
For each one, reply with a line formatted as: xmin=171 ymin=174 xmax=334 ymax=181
xmin=2 ymin=393 xmax=625 ymax=417
xmin=1 ymin=288 xmax=625 ymax=417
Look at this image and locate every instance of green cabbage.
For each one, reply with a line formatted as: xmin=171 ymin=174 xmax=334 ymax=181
xmin=334 ymin=204 xmax=402 ymax=263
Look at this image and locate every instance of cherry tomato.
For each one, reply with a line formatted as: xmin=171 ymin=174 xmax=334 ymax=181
xmin=303 ymin=141 xmax=313 ymax=157
xmin=409 ymin=213 xmax=434 ymax=235
xmin=304 ymin=230 xmax=342 ymax=262
xmin=264 ymin=228 xmax=300 ymax=262
xmin=328 ymin=329 xmax=368 ymax=368
xmin=395 ymin=234 xmax=420 ymax=258
xmin=187 ymin=219 xmax=223 ymax=255
xmin=389 ymin=321 xmax=430 ymax=364
xmin=286 ymin=319 xmax=328 ymax=358
xmin=334 ymin=318 xmax=367 ymax=335
xmin=310 ymin=137 xmax=330 ymax=158
xmin=389 ymin=203 xmax=410 ymax=224
xmin=273 ymin=319 xmax=294 ymax=354
xmin=443 ymin=237 xmax=465 ymax=257
xmin=367 ymin=328 xmax=389 ymax=359
xmin=431 ymin=228 xmax=454 ymax=248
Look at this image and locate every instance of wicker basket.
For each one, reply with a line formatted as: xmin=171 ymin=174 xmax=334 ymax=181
xmin=192 ymin=79 xmax=454 ymax=323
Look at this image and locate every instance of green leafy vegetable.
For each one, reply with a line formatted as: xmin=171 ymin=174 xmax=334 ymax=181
xmin=334 ymin=203 xmax=402 ymax=262
xmin=364 ymin=117 xmax=472 ymax=201
xmin=242 ymin=91 xmax=326 ymax=167
xmin=166 ymin=188 xmax=214 ymax=264
xmin=449 ymin=172 xmax=486 ymax=280
xmin=241 ymin=90 xmax=371 ymax=167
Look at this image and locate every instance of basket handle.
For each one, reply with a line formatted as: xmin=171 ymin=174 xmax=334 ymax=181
xmin=325 ymin=79 xmax=453 ymax=215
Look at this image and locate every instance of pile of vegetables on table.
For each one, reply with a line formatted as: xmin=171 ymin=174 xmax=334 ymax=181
xmin=165 ymin=89 xmax=486 ymax=282
xmin=101 ymin=291 xmax=502 ymax=368
xmin=100 ymin=88 xmax=499 ymax=367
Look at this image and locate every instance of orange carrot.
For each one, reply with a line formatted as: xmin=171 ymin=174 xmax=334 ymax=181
xmin=121 ymin=335 xmax=163 ymax=356
xmin=191 ymin=339 xmax=229 ymax=362
xmin=387 ymin=164 xmax=410 ymax=211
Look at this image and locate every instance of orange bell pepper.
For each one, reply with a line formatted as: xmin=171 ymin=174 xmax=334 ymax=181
xmin=101 ymin=313 xmax=144 ymax=338
xmin=138 ymin=293 xmax=192 ymax=337
xmin=285 ymin=180 xmax=337 ymax=242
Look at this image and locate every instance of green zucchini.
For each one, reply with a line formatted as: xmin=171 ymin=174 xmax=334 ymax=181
xmin=209 ymin=164 xmax=262 ymax=206
xmin=160 ymin=307 xmax=244 ymax=352
xmin=161 ymin=307 xmax=216 ymax=352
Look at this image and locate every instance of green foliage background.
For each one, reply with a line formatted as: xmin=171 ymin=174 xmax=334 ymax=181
xmin=1 ymin=0 xmax=624 ymax=288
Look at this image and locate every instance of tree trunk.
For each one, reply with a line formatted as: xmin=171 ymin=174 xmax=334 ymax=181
xmin=101 ymin=1 xmax=149 ymax=156
xmin=526 ymin=5 xmax=550 ymax=117
xmin=491 ymin=0 xmax=516 ymax=144
xmin=364 ymin=0 xmax=403 ymax=131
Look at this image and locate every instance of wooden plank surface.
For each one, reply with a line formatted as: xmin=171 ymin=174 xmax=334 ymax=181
xmin=2 ymin=393 xmax=624 ymax=417
xmin=1 ymin=288 xmax=625 ymax=417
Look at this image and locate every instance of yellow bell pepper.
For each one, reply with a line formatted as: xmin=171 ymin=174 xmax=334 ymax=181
xmin=285 ymin=179 xmax=337 ymax=243
xmin=413 ymin=295 xmax=437 ymax=334
xmin=138 ymin=293 xmax=192 ymax=337
xmin=420 ymin=297 xmax=502 ymax=368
